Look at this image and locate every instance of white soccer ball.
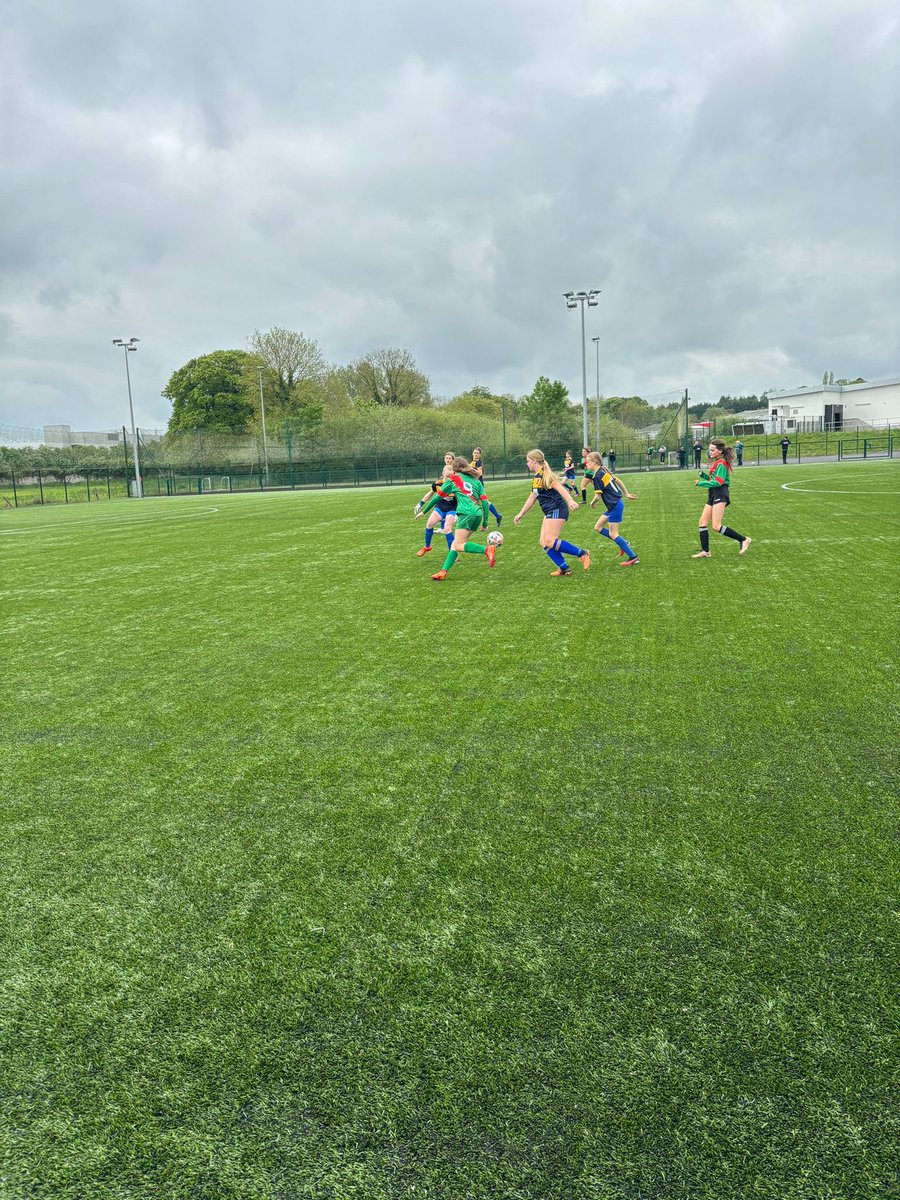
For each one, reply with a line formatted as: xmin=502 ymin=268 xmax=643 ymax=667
xmin=487 ymin=530 xmax=503 ymax=547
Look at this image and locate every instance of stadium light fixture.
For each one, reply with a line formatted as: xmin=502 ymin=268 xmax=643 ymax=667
xmin=563 ymin=290 xmax=601 ymax=445
xmin=112 ymin=338 xmax=142 ymax=498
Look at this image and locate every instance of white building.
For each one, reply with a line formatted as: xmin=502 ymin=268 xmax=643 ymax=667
xmin=43 ymin=425 xmax=164 ymax=448
xmin=767 ymin=377 xmax=900 ymax=434
xmin=43 ymin=425 xmax=122 ymax=448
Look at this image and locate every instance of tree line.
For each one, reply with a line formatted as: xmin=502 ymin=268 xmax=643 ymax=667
xmin=0 ymin=326 xmax=797 ymax=472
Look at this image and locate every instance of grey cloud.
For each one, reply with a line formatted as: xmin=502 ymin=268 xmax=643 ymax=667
xmin=2 ymin=0 xmax=898 ymax=431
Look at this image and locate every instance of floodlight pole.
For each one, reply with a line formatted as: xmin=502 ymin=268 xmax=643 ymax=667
xmin=564 ymin=290 xmax=601 ymax=446
xmin=592 ymin=335 xmax=601 ymax=449
xmin=257 ymin=367 xmax=270 ymax=485
xmin=112 ymin=338 xmax=142 ymax=498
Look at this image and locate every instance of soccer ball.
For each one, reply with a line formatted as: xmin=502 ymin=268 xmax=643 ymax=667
xmin=487 ymin=530 xmax=503 ymax=547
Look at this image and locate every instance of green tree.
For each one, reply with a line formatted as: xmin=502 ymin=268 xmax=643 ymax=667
xmin=715 ymin=394 xmax=760 ymax=411
xmin=347 ymin=348 xmax=431 ymax=407
xmin=605 ymin=395 xmax=651 ymax=428
xmin=520 ymin=377 xmax=579 ymax=442
xmin=248 ymin=326 xmax=327 ymax=417
xmin=443 ymin=384 xmax=506 ymax=419
xmin=163 ymin=350 xmax=256 ymax=434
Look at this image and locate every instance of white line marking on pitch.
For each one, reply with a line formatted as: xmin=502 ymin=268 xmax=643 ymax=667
xmin=0 ymin=506 xmax=220 ymax=534
xmin=781 ymin=480 xmax=900 ymax=495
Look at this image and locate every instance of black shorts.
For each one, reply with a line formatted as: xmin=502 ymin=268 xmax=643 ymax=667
xmin=706 ymin=486 xmax=730 ymax=507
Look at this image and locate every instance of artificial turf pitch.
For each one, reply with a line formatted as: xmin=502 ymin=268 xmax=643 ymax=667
xmin=1 ymin=460 xmax=897 ymax=1199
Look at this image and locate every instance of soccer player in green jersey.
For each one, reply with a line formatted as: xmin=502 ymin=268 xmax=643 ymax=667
xmin=414 ymin=452 xmax=458 ymax=556
xmin=416 ymin=456 xmax=496 ymax=581
xmin=692 ymin=438 xmax=751 ymax=558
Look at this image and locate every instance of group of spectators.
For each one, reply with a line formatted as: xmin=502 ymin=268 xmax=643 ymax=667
xmin=641 ymin=436 xmax=792 ymax=468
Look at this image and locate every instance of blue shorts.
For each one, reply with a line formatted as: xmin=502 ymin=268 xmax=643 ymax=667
xmin=434 ymin=506 xmax=456 ymax=522
xmin=602 ymin=500 xmax=624 ymax=523
xmin=539 ymin=507 xmax=568 ymax=522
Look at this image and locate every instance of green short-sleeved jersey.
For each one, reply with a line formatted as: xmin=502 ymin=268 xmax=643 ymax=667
xmin=420 ymin=473 xmax=488 ymax=524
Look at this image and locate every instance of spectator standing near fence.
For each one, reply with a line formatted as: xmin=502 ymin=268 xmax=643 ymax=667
xmin=658 ymin=444 xmax=667 ymax=465
xmin=608 ymin=448 xmax=617 ymax=471
xmin=647 ymin=445 xmax=655 ymax=466
xmin=780 ymin=436 xmax=791 ymax=463
xmin=735 ymin=439 xmax=744 ymax=466
xmin=692 ymin=439 xmax=703 ymax=469
xmin=677 ymin=445 xmax=686 ymax=469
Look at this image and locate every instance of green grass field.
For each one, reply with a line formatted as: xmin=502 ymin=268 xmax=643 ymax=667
xmin=2 ymin=460 xmax=897 ymax=1199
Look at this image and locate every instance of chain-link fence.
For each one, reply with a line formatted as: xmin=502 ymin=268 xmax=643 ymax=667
xmin=1 ymin=429 xmax=893 ymax=507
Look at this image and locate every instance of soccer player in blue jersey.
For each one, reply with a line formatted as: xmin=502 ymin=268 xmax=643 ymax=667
xmin=585 ymin=451 xmax=639 ymax=566
xmin=414 ymin=452 xmax=457 ymax=557
xmin=560 ymin=451 xmax=579 ymax=498
xmin=470 ymin=448 xmax=502 ymax=525
xmin=513 ymin=449 xmax=588 ymax=577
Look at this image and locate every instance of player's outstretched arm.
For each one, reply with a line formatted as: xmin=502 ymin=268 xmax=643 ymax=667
xmin=514 ymin=494 xmax=537 ymax=524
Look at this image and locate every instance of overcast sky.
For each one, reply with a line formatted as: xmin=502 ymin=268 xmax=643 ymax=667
xmin=2 ymin=0 xmax=898 ymax=435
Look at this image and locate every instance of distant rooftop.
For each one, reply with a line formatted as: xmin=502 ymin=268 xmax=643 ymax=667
xmin=767 ymin=376 xmax=899 ymax=400
xmin=44 ymin=425 xmax=121 ymax=448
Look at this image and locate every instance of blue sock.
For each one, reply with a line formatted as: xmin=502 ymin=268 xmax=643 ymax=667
xmin=614 ymin=535 xmax=635 ymax=558
xmin=424 ymin=526 xmax=433 ymax=547
xmin=545 ymin=546 xmax=567 ymax=568
xmin=557 ymin=538 xmax=583 ymax=558
xmin=599 ymin=527 xmax=613 ymax=540
xmin=445 ymin=532 xmax=454 ymax=549
xmin=489 ymin=504 xmax=501 ymax=521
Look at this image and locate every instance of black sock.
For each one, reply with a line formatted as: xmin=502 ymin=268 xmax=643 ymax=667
xmin=719 ymin=526 xmax=745 ymax=543
xmin=699 ymin=527 xmax=709 ymax=552
xmin=581 ymin=490 xmax=587 ymax=502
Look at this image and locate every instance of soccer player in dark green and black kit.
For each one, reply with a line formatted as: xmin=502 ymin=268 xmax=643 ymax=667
xmin=692 ymin=438 xmax=751 ymax=558
xmin=414 ymin=452 xmax=457 ymax=557
xmin=417 ymin=456 xmax=496 ymax=581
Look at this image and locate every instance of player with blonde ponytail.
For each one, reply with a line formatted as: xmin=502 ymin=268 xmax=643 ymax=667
xmin=513 ymin=450 xmax=589 ymax=577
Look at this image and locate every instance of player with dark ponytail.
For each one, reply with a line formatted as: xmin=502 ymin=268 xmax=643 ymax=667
xmin=692 ymin=438 xmax=751 ymax=558
xmin=417 ymin=457 xmax=496 ymax=581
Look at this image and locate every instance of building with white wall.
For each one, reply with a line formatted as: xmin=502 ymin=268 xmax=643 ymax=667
xmin=43 ymin=425 xmax=164 ymax=448
xmin=43 ymin=425 xmax=122 ymax=448
xmin=767 ymin=377 xmax=900 ymax=433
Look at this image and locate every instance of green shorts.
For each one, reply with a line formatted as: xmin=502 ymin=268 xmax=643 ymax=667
xmin=455 ymin=511 xmax=485 ymax=533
